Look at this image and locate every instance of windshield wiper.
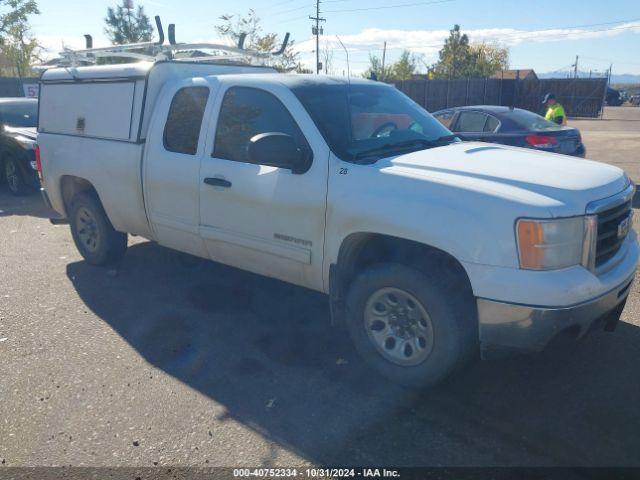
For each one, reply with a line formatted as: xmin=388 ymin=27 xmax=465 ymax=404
xmin=352 ymin=135 xmax=459 ymax=162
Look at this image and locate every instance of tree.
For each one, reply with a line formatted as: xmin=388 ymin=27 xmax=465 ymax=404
xmin=430 ymin=24 xmax=472 ymax=78
xmin=364 ymin=50 xmax=416 ymax=82
xmin=364 ymin=53 xmax=392 ymax=81
xmin=468 ymin=42 xmax=509 ymax=77
xmin=391 ymin=50 xmax=417 ymax=81
xmin=321 ymin=40 xmax=334 ymax=75
xmin=430 ymin=25 xmax=509 ymax=79
xmin=0 ymin=22 xmax=42 ymax=76
xmin=215 ymin=9 xmax=298 ymax=72
xmin=0 ymin=0 xmax=40 ymax=76
xmin=105 ymin=0 xmax=153 ymax=45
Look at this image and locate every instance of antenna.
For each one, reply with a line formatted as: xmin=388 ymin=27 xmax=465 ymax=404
xmin=336 ymin=35 xmax=350 ymax=84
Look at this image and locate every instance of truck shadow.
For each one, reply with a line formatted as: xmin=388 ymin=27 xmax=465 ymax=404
xmin=66 ymin=241 xmax=640 ymax=466
xmin=0 ymin=189 xmax=55 ymax=219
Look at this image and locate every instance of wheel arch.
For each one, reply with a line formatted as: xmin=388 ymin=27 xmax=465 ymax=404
xmin=329 ymin=232 xmax=474 ymax=326
xmin=59 ymin=175 xmax=100 ymax=217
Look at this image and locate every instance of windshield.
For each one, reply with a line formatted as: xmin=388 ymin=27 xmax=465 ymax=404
xmin=507 ymin=108 xmax=562 ymax=132
xmin=291 ymin=82 xmax=456 ymax=161
xmin=0 ymin=101 xmax=38 ymax=128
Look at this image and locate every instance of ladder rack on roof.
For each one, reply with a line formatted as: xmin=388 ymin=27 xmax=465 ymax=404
xmin=36 ymin=16 xmax=290 ymax=69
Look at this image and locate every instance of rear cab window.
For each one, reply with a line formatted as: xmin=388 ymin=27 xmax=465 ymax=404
xmin=163 ymin=87 xmax=210 ymax=155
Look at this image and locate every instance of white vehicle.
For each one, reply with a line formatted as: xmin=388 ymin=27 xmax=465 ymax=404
xmin=37 ymin=44 xmax=638 ymax=387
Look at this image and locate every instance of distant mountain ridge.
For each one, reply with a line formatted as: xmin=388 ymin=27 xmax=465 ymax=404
xmin=538 ymin=70 xmax=640 ymax=84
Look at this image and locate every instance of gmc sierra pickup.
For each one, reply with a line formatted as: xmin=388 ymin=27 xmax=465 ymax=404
xmin=37 ymin=60 xmax=638 ymax=387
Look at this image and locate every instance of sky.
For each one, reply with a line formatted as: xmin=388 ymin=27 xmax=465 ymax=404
xmin=30 ymin=0 xmax=640 ymax=76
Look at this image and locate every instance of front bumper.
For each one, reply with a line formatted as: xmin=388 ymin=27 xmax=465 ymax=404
xmin=478 ymin=272 xmax=634 ymax=357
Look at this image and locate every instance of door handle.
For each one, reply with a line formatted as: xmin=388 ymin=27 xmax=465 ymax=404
xmin=204 ymin=177 xmax=232 ymax=188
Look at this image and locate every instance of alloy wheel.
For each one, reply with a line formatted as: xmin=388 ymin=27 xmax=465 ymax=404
xmin=76 ymin=207 xmax=101 ymax=253
xmin=364 ymin=287 xmax=434 ymax=366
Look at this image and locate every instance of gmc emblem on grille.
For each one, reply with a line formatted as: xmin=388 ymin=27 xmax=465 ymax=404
xmin=617 ymin=215 xmax=632 ymax=239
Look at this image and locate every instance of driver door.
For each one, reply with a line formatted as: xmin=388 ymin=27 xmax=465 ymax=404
xmin=198 ymin=82 xmax=330 ymax=291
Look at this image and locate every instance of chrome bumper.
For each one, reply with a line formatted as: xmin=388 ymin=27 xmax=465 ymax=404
xmin=478 ymin=273 xmax=634 ymax=357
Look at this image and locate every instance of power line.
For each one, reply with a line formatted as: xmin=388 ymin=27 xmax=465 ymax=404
xmin=274 ymin=3 xmax=315 ymax=16
xmin=581 ymin=55 xmax=640 ymax=67
xmin=271 ymin=0 xmax=304 ymax=7
xmin=324 ymin=0 xmax=454 ymax=13
xmin=278 ymin=0 xmax=453 ymax=23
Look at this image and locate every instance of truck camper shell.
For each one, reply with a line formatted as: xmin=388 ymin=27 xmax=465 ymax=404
xmin=38 ymin=61 xmax=277 ymax=143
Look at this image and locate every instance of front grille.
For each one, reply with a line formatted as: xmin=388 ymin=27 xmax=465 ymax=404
xmin=595 ymin=199 xmax=632 ymax=267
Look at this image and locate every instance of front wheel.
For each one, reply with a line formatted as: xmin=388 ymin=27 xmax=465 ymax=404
xmin=69 ymin=192 xmax=127 ymax=266
xmin=345 ymin=262 xmax=477 ymax=388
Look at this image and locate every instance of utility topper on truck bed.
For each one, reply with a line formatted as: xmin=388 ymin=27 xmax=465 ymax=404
xmin=38 ymin=56 xmax=638 ymax=387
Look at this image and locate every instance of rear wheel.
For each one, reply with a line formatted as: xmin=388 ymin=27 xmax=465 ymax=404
xmin=345 ymin=262 xmax=477 ymax=388
xmin=4 ymin=157 xmax=29 ymax=196
xmin=69 ymin=192 xmax=127 ymax=266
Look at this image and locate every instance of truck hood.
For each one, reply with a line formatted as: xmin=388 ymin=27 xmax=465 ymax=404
xmin=380 ymin=142 xmax=628 ymax=216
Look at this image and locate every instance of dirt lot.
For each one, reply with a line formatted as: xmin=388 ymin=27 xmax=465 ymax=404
xmin=1 ymin=106 xmax=640 ymax=469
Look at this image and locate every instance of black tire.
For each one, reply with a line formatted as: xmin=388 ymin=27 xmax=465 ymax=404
xmin=4 ymin=157 xmax=30 ymax=196
xmin=345 ymin=262 xmax=477 ymax=388
xmin=68 ymin=192 xmax=127 ymax=266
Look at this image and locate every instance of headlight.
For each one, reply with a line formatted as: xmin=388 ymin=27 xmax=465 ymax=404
xmin=516 ymin=216 xmax=596 ymax=270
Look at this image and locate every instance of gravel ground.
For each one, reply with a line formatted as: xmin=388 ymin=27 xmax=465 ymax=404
xmin=1 ymin=107 xmax=639 ymax=469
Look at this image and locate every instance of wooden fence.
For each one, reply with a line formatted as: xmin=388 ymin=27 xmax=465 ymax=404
xmin=394 ymin=77 xmax=608 ymax=118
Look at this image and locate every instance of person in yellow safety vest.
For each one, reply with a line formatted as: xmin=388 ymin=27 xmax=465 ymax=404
xmin=542 ymin=93 xmax=567 ymax=126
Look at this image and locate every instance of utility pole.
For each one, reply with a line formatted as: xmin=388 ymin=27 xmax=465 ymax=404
xmin=381 ymin=41 xmax=387 ymax=82
xmin=573 ymin=55 xmax=579 ymax=79
xmin=309 ymin=0 xmax=325 ymax=74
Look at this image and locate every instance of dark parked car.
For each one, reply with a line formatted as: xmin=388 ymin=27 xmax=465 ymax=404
xmin=0 ymin=98 xmax=39 ymax=195
xmin=605 ymin=87 xmax=624 ymax=106
xmin=432 ymin=106 xmax=586 ymax=157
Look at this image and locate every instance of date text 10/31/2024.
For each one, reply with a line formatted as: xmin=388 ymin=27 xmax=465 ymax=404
xmin=233 ymin=468 xmax=401 ymax=478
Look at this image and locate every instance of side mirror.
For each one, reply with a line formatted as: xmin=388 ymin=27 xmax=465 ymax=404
xmin=248 ymin=132 xmax=312 ymax=174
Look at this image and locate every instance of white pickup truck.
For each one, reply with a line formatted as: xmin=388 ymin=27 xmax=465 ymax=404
xmin=37 ymin=60 xmax=638 ymax=387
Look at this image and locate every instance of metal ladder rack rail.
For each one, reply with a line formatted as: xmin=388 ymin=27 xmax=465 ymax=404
xmin=37 ymin=16 xmax=290 ymax=68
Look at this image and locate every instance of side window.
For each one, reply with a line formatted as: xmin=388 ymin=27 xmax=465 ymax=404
xmin=433 ymin=110 xmax=454 ymax=129
xmin=455 ymin=111 xmax=489 ymax=133
xmin=163 ymin=87 xmax=210 ymax=155
xmin=484 ymin=115 xmax=500 ymax=133
xmin=213 ymin=87 xmax=309 ymax=164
